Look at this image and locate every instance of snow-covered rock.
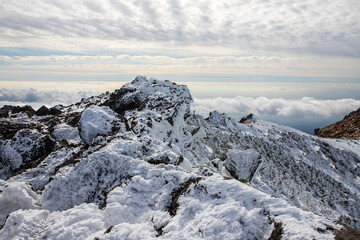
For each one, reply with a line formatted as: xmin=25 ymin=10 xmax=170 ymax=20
xmin=0 ymin=76 xmax=360 ymax=239
xmin=80 ymin=105 xmax=116 ymax=145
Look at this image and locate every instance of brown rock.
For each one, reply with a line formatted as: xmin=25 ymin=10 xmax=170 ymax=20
xmin=316 ymin=108 xmax=360 ymax=140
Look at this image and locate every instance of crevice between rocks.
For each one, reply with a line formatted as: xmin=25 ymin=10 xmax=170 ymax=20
xmin=167 ymin=177 xmax=202 ymax=217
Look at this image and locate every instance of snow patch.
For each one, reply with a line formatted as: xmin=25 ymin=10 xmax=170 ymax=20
xmin=80 ymin=105 xmax=116 ymax=145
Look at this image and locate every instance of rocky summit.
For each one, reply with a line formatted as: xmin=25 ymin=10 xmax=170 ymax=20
xmin=315 ymin=107 xmax=360 ymax=140
xmin=1 ymin=76 xmax=360 ymax=239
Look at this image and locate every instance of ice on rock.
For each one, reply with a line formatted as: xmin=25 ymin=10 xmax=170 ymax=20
xmin=224 ymin=149 xmax=262 ymax=181
xmin=1 ymin=76 xmax=360 ymax=239
xmin=80 ymin=105 xmax=116 ymax=145
xmin=0 ymin=180 xmax=40 ymax=226
xmin=0 ymin=209 xmax=49 ymax=240
xmin=53 ymin=123 xmax=81 ymax=144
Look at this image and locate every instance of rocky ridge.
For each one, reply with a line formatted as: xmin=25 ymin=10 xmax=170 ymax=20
xmin=0 ymin=76 xmax=360 ymax=239
xmin=315 ymin=107 xmax=360 ymax=140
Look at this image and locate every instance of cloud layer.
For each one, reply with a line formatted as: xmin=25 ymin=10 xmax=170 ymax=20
xmin=1 ymin=86 xmax=359 ymax=133
xmin=0 ymin=88 xmax=93 ymax=108
xmin=193 ymin=96 xmax=360 ymax=120
xmin=0 ymin=1 xmax=359 ymax=80
xmin=1 ymin=0 xmax=359 ymax=58
xmin=1 ymin=54 xmax=360 ymax=79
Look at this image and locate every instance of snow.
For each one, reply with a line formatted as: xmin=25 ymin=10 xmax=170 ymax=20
xmin=0 ymin=209 xmax=49 ymax=240
xmin=0 ymin=180 xmax=40 ymax=226
xmin=1 ymin=76 xmax=359 ymax=239
xmin=80 ymin=105 xmax=116 ymax=145
xmin=53 ymin=123 xmax=81 ymax=144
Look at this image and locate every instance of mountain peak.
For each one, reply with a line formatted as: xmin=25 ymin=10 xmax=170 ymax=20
xmin=1 ymin=77 xmax=360 ymax=239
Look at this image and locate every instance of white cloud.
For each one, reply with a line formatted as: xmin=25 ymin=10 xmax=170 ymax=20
xmin=0 ymin=0 xmax=359 ymax=58
xmin=1 ymin=54 xmax=360 ymax=78
xmin=192 ymin=96 xmax=360 ymax=120
xmin=0 ymin=88 xmax=93 ymax=108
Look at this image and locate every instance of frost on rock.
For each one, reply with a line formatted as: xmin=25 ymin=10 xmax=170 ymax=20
xmin=0 ymin=129 xmax=55 ymax=179
xmin=1 ymin=76 xmax=360 ymax=239
xmin=53 ymin=123 xmax=81 ymax=144
xmin=80 ymin=105 xmax=116 ymax=145
xmin=0 ymin=180 xmax=40 ymax=226
xmin=224 ymin=149 xmax=262 ymax=181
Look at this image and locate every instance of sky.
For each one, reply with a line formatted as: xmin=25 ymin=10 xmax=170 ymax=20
xmin=0 ymin=0 xmax=360 ymax=133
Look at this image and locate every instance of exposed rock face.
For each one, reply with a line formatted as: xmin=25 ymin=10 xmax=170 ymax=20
xmin=0 ymin=76 xmax=359 ymax=239
xmin=35 ymin=105 xmax=50 ymax=116
xmin=316 ymin=107 xmax=360 ymax=140
xmin=239 ymin=113 xmax=255 ymax=124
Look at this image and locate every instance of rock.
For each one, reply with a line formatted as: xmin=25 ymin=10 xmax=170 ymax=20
xmin=0 ymin=129 xmax=55 ymax=179
xmin=103 ymin=86 xmax=141 ymax=115
xmin=35 ymin=105 xmax=50 ymax=116
xmin=0 ymin=108 xmax=9 ymax=118
xmin=1 ymin=105 xmax=35 ymax=117
xmin=49 ymin=106 xmax=62 ymax=115
xmin=239 ymin=113 xmax=254 ymax=124
xmin=224 ymin=149 xmax=262 ymax=181
xmin=315 ymin=107 xmax=360 ymax=140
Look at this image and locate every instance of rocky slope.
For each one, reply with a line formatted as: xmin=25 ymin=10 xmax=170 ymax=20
xmin=1 ymin=76 xmax=360 ymax=239
xmin=315 ymin=107 xmax=360 ymax=140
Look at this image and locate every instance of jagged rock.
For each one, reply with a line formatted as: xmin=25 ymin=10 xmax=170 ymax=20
xmin=0 ymin=129 xmax=55 ymax=179
xmin=224 ymin=149 xmax=261 ymax=182
xmin=65 ymin=112 xmax=82 ymax=127
xmin=316 ymin=107 xmax=360 ymax=139
xmin=1 ymin=105 xmax=35 ymax=117
xmin=0 ymin=119 xmax=37 ymax=140
xmin=239 ymin=113 xmax=255 ymax=124
xmin=49 ymin=106 xmax=62 ymax=115
xmin=0 ymin=76 xmax=359 ymax=239
xmin=35 ymin=105 xmax=50 ymax=116
xmin=0 ymin=108 xmax=9 ymax=118
xmin=103 ymin=84 xmax=141 ymax=115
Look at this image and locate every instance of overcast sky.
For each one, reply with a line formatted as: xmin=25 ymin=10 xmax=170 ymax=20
xmin=0 ymin=0 xmax=360 ymax=81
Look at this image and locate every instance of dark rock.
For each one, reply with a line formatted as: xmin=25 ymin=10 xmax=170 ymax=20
xmin=102 ymin=79 xmax=143 ymax=115
xmin=65 ymin=112 xmax=82 ymax=127
xmin=0 ymin=121 xmax=36 ymax=139
xmin=191 ymin=127 xmax=201 ymax=136
xmin=147 ymin=155 xmax=171 ymax=165
xmin=268 ymin=222 xmax=283 ymax=240
xmin=12 ymin=105 xmax=35 ymax=114
xmin=314 ymin=128 xmax=320 ymax=135
xmin=49 ymin=106 xmax=62 ymax=115
xmin=0 ymin=129 xmax=55 ymax=179
xmin=3 ymin=105 xmax=35 ymax=117
xmin=239 ymin=113 xmax=254 ymax=124
xmin=35 ymin=105 xmax=50 ymax=116
xmin=333 ymin=224 xmax=360 ymax=240
xmin=0 ymin=108 xmax=9 ymax=118
xmin=167 ymin=177 xmax=202 ymax=216
xmin=344 ymin=107 xmax=360 ymax=120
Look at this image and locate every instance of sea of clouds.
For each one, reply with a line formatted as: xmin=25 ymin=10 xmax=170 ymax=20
xmin=1 ymin=88 xmax=359 ymax=134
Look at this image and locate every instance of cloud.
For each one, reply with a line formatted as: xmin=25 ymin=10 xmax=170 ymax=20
xmin=1 ymin=54 xmax=360 ymax=78
xmin=0 ymin=0 xmax=359 ymax=58
xmin=0 ymin=88 xmax=92 ymax=107
xmin=192 ymin=96 xmax=360 ymax=120
xmin=1 ymin=86 xmax=359 ymax=133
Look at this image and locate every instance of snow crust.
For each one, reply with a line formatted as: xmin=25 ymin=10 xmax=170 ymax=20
xmin=80 ymin=105 xmax=116 ymax=145
xmin=1 ymin=76 xmax=359 ymax=239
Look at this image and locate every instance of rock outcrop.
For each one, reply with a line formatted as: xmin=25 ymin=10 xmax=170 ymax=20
xmin=316 ymin=107 xmax=360 ymax=140
xmin=0 ymin=76 xmax=360 ymax=239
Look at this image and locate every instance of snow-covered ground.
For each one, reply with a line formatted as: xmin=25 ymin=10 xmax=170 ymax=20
xmin=0 ymin=76 xmax=359 ymax=239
